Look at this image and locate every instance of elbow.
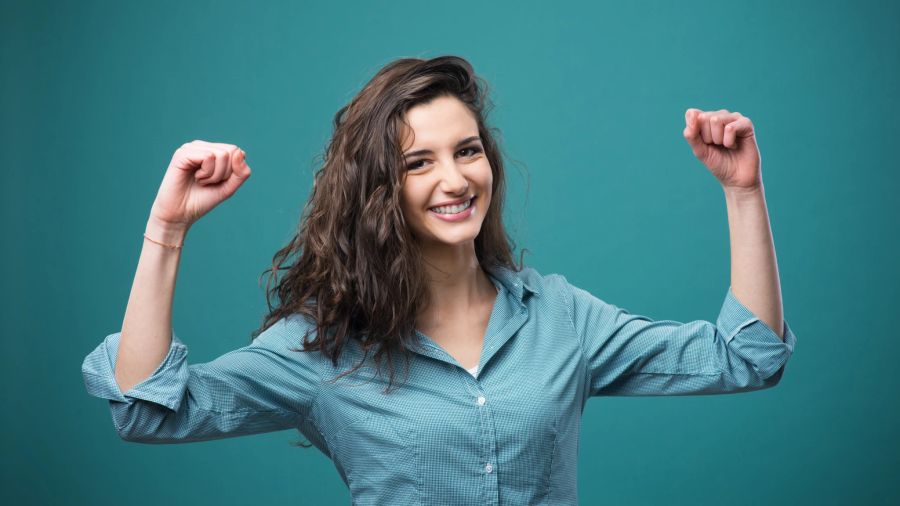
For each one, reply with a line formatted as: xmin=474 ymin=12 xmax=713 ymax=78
xmin=759 ymin=362 xmax=787 ymax=389
xmin=734 ymin=361 xmax=789 ymax=393
xmin=110 ymin=401 xmax=167 ymax=444
xmin=113 ymin=412 xmax=154 ymax=443
xmin=753 ymin=350 xmax=791 ymax=390
xmin=716 ymin=357 xmax=790 ymax=394
xmin=114 ymin=419 xmax=148 ymax=443
xmin=720 ymin=329 xmax=794 ymax=393
xmin=115 ymin=419 xmax=174 ymax=444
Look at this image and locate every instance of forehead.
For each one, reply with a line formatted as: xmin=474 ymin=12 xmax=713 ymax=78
xmin=400 ymin=95 xmax=477 ymax=150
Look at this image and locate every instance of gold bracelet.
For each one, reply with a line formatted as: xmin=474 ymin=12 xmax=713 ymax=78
xmin=143 ymin=233 xmax=184 ymax=249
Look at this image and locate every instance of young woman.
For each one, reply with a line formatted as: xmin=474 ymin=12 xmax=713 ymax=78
xmin=82 ymin=55 xmax=797 ymax=504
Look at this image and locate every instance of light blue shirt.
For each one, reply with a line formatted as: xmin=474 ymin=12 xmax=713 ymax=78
xmin=82 ymin=265 xmax=797 ymax=505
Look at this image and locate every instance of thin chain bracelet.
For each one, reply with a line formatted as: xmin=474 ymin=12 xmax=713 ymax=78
xmin=143 ymin=233 xmax=184 ymax=249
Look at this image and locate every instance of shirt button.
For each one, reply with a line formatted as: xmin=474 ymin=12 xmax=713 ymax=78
xmin=485 ymin=463 xmax=494 ymax=473
xmin=477 ymin=396 xmax=486 ymax=406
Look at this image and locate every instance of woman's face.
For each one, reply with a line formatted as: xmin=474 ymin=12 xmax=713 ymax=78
xmin=399 ymin=95 xmax=493 ymax=250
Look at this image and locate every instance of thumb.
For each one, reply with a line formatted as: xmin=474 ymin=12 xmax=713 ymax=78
xmin=682 ymin=108 xmax=707 ymax=158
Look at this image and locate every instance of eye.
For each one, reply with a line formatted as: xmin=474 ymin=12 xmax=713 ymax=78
xmin=406 ymin=146 xmax=483 ymax=171
xmin=458 ymin=146 xmax=483 ymax=157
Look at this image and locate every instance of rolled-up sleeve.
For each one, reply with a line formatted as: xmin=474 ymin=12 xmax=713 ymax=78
xmin=81 ymin=316 xmax=321 ymax=443
xmin=561 ymin=278 xmax=798 ymax=398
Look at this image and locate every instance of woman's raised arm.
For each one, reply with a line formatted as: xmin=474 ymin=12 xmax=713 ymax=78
xmin=78 ymin=141 xmax=327 ymax=445
xmin=114 ymin=140 xmax=250 ymax=393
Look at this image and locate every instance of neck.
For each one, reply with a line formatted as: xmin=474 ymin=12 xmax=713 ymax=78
xmin=417 ymin=241 xmax=495 ymax=326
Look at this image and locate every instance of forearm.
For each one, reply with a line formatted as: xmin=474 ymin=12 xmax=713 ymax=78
xmin=115 ymin=217 xmax=189 ymax=393
xmin=723 ymin=184 xmax=785 ymax=340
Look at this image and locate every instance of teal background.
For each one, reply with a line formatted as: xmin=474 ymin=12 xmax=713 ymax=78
xmin=3 ymin=0 xmax=897 ymax=504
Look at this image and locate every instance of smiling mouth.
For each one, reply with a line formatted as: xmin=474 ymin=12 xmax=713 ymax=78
xmin=429 ymin=195 xmax=476 ymax=214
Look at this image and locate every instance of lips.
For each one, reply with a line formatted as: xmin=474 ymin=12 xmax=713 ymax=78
xmin=428 ymin=195 xmax=477 ymax=222
xmin=429 ymin=195 xmax=475 ymax=212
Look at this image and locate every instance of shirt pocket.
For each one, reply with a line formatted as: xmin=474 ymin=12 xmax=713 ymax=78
xmin=326 ymin=410 xmax=421 ymax=504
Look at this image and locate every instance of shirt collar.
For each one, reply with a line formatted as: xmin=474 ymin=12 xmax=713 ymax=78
xmin=405 ymin=264 xmax=539 ymax=355
xmin=486 ymin=264 xmax=541 ymax=302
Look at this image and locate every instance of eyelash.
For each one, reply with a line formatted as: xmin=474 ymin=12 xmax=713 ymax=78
xmin=406 ymin=146 xmax=483 ymax=170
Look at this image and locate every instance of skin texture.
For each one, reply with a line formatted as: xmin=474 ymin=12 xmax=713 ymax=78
xmin=399 ymin=95 xmax=497 ymax=357
xmin=684 ymin=108 xmax=785 ymax=339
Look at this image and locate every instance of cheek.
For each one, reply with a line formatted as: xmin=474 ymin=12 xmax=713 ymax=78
xmin=399 ymin=185 xmax=424 ymax=220
xmin=399 ymin=182 xmax=413 ymax=206
xmin=480 ymin=161 xmax=493 ymax=186
xmin=399 ymin=198 xmax=415 ymax=223
xmin=480 ymin=165 xmax=493 ymax=199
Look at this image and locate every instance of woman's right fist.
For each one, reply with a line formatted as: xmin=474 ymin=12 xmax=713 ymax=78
xmin=149 ymin=140 xmax=252 ymax=228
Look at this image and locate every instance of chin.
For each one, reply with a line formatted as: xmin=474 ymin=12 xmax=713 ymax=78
xmin=418 ymin=225 xmax=482 ymax=247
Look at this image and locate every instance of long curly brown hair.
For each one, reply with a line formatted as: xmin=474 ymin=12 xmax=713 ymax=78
xmin=252 ymin=55 xmax=527 ymax=400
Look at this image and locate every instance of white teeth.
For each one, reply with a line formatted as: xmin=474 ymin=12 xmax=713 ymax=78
xmin=431 ymin=197 xmax=472 ymax=215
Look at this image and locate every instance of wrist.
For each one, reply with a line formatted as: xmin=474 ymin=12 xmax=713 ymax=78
xmin=145 ymin=216 xmax=189 ymax=247
xmin=723 ymin=184 xmax=765 ymax=202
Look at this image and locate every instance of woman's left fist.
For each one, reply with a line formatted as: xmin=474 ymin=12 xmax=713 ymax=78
xmin=683 ymin=108 xmax=762 ymax=191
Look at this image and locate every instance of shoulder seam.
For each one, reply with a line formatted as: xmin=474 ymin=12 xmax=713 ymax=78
xmin=555 ymin=275 xmax=590 ymax=376
xmin=556 ymin=275 xmax=594 ymax=401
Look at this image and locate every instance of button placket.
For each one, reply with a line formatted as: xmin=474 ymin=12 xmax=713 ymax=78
xmin=460 ymin=371 xmax=498 ymax=502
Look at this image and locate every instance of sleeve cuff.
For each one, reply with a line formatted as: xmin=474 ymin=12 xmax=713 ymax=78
xmin=715 ymin=286 xmax=798 ymax=379
xmin=81 ymin=330 xmax=190 ymax=411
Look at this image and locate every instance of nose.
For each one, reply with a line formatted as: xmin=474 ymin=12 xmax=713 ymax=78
xmin=438 ymin=160 xmax=470 ymax=196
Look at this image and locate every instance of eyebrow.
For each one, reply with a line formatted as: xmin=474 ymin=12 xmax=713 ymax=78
xmin=403 ymin=136 xmax=482 ymax=158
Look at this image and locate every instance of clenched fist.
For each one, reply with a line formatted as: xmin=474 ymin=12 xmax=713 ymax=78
xmin=149 ymin=140 xmax=252 ymax=229
xmin=683 ymin=108 xmax=762 ymax=191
